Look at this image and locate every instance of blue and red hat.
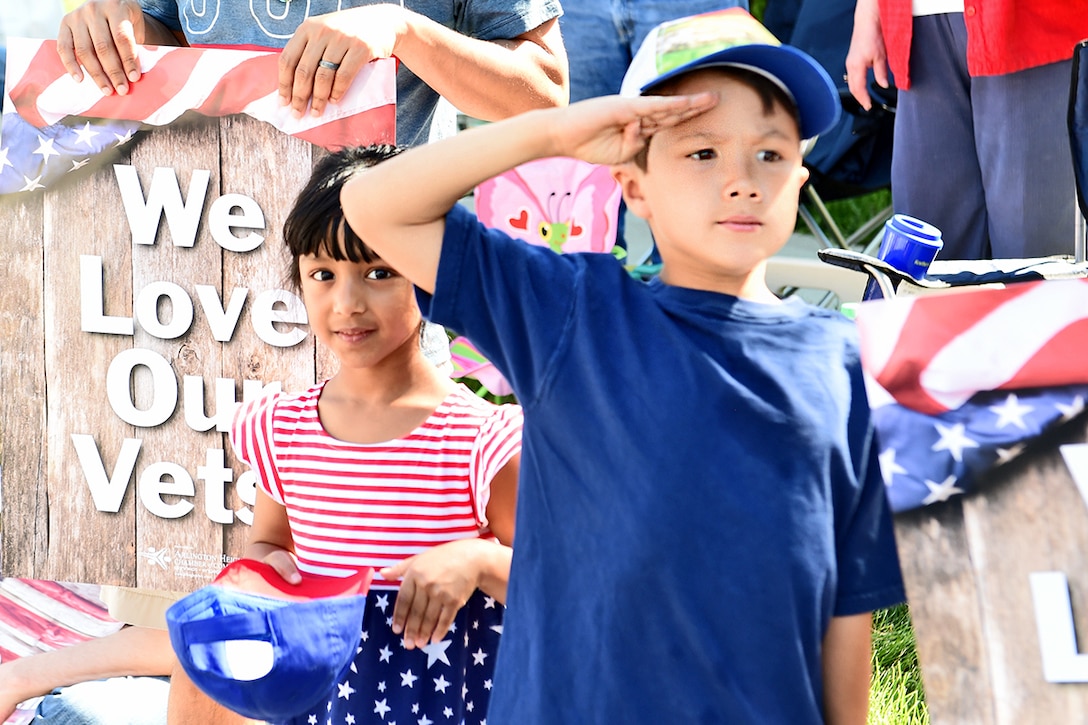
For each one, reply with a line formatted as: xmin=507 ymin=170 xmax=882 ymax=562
xmin=166 ymin=559 xmax=373 ymax=721
xmin=619 ymin=8 xmax=840 ymax=140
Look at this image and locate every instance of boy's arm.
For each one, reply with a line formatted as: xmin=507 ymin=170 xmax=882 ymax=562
xmin=822 ymin=612 xmax=873 ymax=725
xmin=281 ymin=5 xmax=567 ymax=119
xmin=340 ymin=92 xmax=719 ymax=293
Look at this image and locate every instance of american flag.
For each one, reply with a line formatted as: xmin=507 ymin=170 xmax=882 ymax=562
xmin=1 ymin=37 xmax=395 ymax=195
xmin=856 ymin=279 xmax=1088 ymax=512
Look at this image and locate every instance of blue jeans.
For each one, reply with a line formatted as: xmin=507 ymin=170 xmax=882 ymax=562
xmin=558 ymin=0 xmax=749 ymax=102
xmin=32 ymin=677 xmax=169 ymax=725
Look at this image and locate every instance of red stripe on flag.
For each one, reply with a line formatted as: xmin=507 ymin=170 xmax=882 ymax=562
xmin=77 ymin=49 xmax=206 ymax=123
xmin=859 ymin=279 xmax=1088 ymax=414
xmin=192 ymin=54 xmax=282 ymax=117
xmin=7 ymin=42 xmax=71 ymax=128
xmin=293 ymin=104 xmax=396 ymax=149
xmin=872 ymin=283 xmax=1039 ymax=413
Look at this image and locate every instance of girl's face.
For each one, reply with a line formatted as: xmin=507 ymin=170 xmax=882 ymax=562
xmin=297 ymin=235 xmax=422 ymax=371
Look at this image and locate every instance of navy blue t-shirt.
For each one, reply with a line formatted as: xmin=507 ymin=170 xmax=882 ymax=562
xmin=419 ymin=204 xmax=906 ymax=723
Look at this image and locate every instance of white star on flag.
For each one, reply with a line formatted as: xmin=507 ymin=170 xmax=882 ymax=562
xmin=114 ymin=129 xmax=137 ymax=146
xmin=73 ymin=122 xmax=99 ymax=147
xmin=32 ymin=136 xmax=60 ymax=163
xmin=878 ymin=448 xmax=907 ymax=485
xmin=433 ymin=674 xmax=450 ymax=693
xmin=932 ymin=422 xmax=979 ymax=462
xmin=922 ymin=476 xmax=965 ymax=505
xmin=20 ymin=175 xmax=45 ymax=192
xmin=989 ymin=393 xmax=1034 ymax=430
xmin=1057 ymin=396 xmax=1086 ymax=421
xmin=400 ymin=669 xmax=418 ymax=688
xmin=338 ymin=680 xmax=356 ymax=700
xmin=374 ymin=699 xmax=391 ymax=719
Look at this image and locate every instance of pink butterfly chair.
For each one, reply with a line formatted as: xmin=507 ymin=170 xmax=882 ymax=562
xmin=450 ymin=157 xmax=622 ymax=397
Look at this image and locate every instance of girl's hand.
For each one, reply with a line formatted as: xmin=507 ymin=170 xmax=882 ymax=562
xmin=256 ymin=548 xmax=302 ymax=585
xmin=380 ymin=539 xmax=497 ymax=649
xmin=551 ymin=92 xmax=719 ymax=165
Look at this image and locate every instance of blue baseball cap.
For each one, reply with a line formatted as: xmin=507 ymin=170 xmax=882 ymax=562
xmin=166 ymin=560 xmax=373 ymax=721
xmin=619 ymin=8 xmax=840 ymax=140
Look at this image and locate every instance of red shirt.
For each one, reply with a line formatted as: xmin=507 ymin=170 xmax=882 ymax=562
xmin=879 ymin=0 xmax=1088 ymax=89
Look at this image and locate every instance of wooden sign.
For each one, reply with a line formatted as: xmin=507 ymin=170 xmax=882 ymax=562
xmin=1 ymin=114 xmax=339 ymax=592
xmin=895 ymin=411 xmax=1088 ymax=722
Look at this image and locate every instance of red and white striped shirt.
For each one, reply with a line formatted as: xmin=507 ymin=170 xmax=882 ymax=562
xmin=231 ymin=382 xmax=523 ymax=588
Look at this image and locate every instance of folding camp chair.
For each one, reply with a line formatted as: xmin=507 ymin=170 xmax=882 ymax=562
xmin=765 ymin=0 xmax=896 ymax=254
xmin=1069 ymin=38 xmax=1088 ymax=262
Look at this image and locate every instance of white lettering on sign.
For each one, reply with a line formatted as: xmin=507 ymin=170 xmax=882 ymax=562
xmin=107 ymin=348 xmax=178 ymax=428
xmin=1030 ymin=572 xmax=1088 ymax=683
xmin=113 ymin=164 xmax=266 ymax=250
xmin=135 ymin=281 xmax=194 ymax=340
xmin=71 ymin=435 xmax=256 ymax=524
xmin=78 ymin=255 xmax=307 ymax=346
xmin=115 ymin=165 xmax=210 ymax=248
xmin=79 ymin=255 xmax=133 ymax=336
xmin=1028 ymin=443 xmax=1088 ymax=683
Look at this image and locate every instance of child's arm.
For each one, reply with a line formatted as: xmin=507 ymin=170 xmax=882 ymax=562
xmin=379 ymin=452 xmax=520 ymax=649
xmin=340 ymin=92 xmax=719 ymax=293
xmin=822 ymin=612 xmax=873 ymax=725
xmin=244 ymin=488 xmax=302 ymax=585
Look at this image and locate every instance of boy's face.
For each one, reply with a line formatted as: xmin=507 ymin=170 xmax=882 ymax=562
xmin=616 ymin=69 xmax=809 ymax=299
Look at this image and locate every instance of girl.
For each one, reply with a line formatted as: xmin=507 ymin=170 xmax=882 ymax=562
xmin=170 ymin=145 xmax=522 ymax=725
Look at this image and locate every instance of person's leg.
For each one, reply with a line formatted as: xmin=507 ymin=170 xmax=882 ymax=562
xmin=892 ymin=14 xmax=989 ymax=260
xmin=165 ymin=663 xmax=256 ymax=725
xmin=31 ymin=677 xmax=169 ymax=725
xmin=972 ymin=59 xmax=1076 ymax=259
xmin=558 ymin=0 xmax=630 ymax=102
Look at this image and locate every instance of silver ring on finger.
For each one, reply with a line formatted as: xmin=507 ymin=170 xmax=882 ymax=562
xmin=318 ymin=59 xmax=341 ymax=71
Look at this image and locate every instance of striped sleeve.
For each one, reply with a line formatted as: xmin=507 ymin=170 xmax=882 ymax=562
xmin=469 ymin=403 xmax=524 ymax=527
xmin=229 ymin=392 xmax=285 ymax=504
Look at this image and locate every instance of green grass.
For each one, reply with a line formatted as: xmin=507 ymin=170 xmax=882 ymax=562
xmin=870 ymin=604 xmax=929 ymax=724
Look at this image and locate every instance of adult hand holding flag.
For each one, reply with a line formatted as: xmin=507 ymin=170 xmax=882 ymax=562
xmin=1 ymin=38 xmax=395 ymax=195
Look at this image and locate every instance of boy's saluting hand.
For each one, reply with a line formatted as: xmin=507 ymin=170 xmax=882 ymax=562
xmin=549 ymin=92 xmax=720 ymax=166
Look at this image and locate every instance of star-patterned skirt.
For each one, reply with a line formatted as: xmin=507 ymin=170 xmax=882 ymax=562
xmin=276 ymin=588 xmax=504 ymax=725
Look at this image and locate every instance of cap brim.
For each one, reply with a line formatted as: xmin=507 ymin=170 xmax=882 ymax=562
xmin=641 ymin=44 xmax=840 ymax=140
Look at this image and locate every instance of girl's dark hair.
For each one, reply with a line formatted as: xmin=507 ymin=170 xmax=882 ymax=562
xmin=283 ymin=144 xmax=406 ymax=289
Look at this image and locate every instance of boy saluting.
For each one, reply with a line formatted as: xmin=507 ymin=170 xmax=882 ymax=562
xmin=341 ymin=9 xmax=906 ymax=724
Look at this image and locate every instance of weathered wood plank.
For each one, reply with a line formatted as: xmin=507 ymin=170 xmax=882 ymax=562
xmin=218 ymin=115 xmax=317 ymax=562
xmin=0 ymin=193 xmax=48 ymax=578
xmin=896 ymin=412 xmax=1088 ymax=723
xmin=126 ymin=118 xmax=229 ymax=591
xmin=42 ymin=144 xmax=140 ymax=586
